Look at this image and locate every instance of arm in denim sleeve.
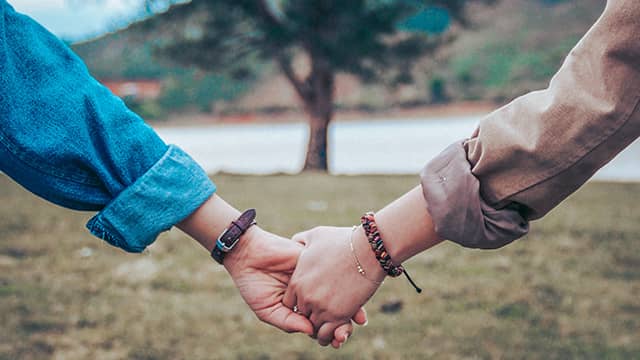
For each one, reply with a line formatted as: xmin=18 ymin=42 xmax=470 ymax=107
xmin=0 ymin=1 xmax=216 ymax=252
xmin=420 ymin=0 xmax=640 ymax=249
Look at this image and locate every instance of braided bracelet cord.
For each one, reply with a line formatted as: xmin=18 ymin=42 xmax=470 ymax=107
xmin=361 ymin=212 xmax=404 ymax=277
xmin=361 ymin=212 xmax=422 ymax=293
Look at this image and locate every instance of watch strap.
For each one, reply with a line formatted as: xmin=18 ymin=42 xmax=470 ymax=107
xmin=211 ymin=209 xmax=257 ymax=264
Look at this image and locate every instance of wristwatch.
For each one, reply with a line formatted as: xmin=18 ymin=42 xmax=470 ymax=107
xmin=211 ymin=209 xmax=257 ymax=264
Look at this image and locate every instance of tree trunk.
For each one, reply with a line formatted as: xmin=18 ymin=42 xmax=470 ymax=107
xmin=303 ymin=108 xmax=331 ymax=171
xmin=302 ymin=59 xmax=334 ymax=172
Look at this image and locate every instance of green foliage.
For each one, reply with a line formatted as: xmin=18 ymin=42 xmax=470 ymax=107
xmin=399 ymin=6 xmax=452 ymax=34
xmin=73 ymin=22 xmax=257 ymax=115
xmin=436 ymin=0 xmax=605 ymax=103
xmin=142 ymin=0 xmax=494 ymax=169
xmin=448 ymin=33 xmax=583 ymax=100
xmin=158 ymin=70 xmax=252 ymax=113
xmin=429 ymin=76 xmax=448 ymax=103
xmin=123 ymin=96 xmax=165 ymax=121
xmin=74 ymin=36 xmax=167 ymax=80
xmin=148 ymin=0 xmax=490 ymax=83
xmin=73 ymin=0 xmax=606 ymax=112
xmin=539 ymin=0 xmax=572 ymax=5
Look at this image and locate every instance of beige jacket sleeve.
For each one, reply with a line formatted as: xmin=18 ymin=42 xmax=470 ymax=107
xmin=421 ymin=0 xmax=640 ymax=249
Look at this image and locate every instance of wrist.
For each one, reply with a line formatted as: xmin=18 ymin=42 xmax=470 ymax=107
xmin=177 ymin=194 xmax=241 ymax=253
xmin=352 ymin=226 xmax=386 ymax=283
xmin=374 ymin=186 xmax=444 ymax=263
xmin=223 ymin=225 xmax=260 ymax=273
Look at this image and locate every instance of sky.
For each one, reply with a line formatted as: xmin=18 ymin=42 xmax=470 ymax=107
xmin=9 ymin=0 xmax=142 ymax=40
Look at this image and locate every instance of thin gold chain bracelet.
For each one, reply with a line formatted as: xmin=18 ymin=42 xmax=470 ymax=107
xmin=349 ymin=226 xmax=384 ymax=285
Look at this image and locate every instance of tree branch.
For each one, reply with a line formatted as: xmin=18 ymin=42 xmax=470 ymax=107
xmin=277 ymin=55 xmax=311 ymax=101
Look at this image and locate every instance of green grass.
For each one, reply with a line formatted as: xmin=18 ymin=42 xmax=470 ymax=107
xmin=1 ymin=174 xmax=639 ymax=359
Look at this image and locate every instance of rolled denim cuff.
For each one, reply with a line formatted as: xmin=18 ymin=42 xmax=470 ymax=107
xmin=420 ymin=141 xmax=529 ymax=249
xmin=86 ymin=145 xmax=216 ymax=253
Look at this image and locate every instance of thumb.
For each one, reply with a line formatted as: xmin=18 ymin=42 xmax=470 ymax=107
xmin=352 ymin=307 xmax=368 ymax=326
xmin=280 ymin=308 xmax=315 ymax=335
xmin=291 ymin=231 xmax=310 ymax=247
xmin=257 ymin=304 xmax=314 ymax=336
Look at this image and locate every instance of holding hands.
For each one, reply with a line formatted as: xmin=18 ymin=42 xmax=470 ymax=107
xmin=224 ymin=226 xmax=368 ymax=346
xmin=185 ymin=186 xmax=442 ymax=349
xmin=222 ymin=227 xmax=313 ymax=335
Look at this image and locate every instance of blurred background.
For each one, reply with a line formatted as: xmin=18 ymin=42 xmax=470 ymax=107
xmin=1 ymin=0 xmax=639 ymax=359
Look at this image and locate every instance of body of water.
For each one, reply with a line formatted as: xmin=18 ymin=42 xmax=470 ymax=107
xmin=156 ymin=116 xmax=639 ymax=181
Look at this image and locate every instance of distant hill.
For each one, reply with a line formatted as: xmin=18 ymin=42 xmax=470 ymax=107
xmin=72 ymin=9 xmax=260 ymax=117
xmin=431 ymin=0 xmax=605 ymax=102
xmin=72 ymin=0 xmax=605 ymax=116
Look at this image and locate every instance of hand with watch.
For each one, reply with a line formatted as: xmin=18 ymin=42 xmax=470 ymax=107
xmin=177 ymin=194 xmax=366 ymax=348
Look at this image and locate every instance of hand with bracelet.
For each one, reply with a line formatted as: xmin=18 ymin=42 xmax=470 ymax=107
xmin=177 ymin=193 xmax=366 ymax=346
xmin=284 ymin=186 xmax=444 ymax=347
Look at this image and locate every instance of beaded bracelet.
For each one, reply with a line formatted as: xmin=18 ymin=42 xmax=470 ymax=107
xmin=361 ymin=212 xmax=422 ymax=293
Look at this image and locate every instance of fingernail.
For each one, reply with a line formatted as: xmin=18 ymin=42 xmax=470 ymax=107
xmin=363 ymin=319 xmax=368 ymax=327
xmin=343 ymin=334 xmax=350 ymax=343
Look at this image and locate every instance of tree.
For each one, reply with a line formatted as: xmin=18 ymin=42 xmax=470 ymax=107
xmin=145 ymin=0 xmax=493 ymax=171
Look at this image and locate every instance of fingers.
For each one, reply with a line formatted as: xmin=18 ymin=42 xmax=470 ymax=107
xmin=309 ymin=309 xmax=365 ymax=348
xmin=283 ymin=312 xmax=314 ymax=336
xmin=316 ymin=322 xmax=340 ymax=347
xmin=329 ymin=309 xmax=365 ymax=348
xmin=262 ymin=305 xmax=314 ymax=336
xmin=352 ymin=307 xmax=368 ymax=326
xmin=331 ymin=322 xmax=353 ymax=349
xmin=282 ymin=284 xmax=297 ymax=312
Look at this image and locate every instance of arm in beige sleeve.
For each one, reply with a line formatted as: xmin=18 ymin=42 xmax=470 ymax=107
xmin=421 ymin=0 xmax=640 ymax=249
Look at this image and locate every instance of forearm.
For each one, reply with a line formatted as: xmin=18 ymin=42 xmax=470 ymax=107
xmin=348 ymin=186 xmax=443 ymax=281
xmin=177 ymin=194 xmax=241 ymax=252
xmin=375 ymin=186 xmax=443 ymax=263
xmin=177 ymin=193 xmax=262 ymax=274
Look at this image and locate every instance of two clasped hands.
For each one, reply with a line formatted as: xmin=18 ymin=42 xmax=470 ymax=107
xmin=225 ymin=225 xmax=374 ymax=349
xmin=179 ymin=185 xmax=441 ymax=349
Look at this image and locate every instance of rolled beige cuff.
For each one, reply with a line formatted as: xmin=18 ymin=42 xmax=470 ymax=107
xmin=420 ymin=141 xmax=529 ymax=249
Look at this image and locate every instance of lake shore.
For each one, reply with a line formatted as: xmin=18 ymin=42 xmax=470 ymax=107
xmin=151 ymin=101 xmax=497 ymax=128
xmin=154 ymin=117 xmax=640 ymax=181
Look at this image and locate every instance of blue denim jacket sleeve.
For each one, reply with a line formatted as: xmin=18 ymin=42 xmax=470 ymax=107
xmin=0 ymin=1 xmax=216 ymax=252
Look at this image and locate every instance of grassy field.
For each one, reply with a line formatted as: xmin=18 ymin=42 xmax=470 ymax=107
xmin=1 ymin=174 xmax=639 ymax=359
